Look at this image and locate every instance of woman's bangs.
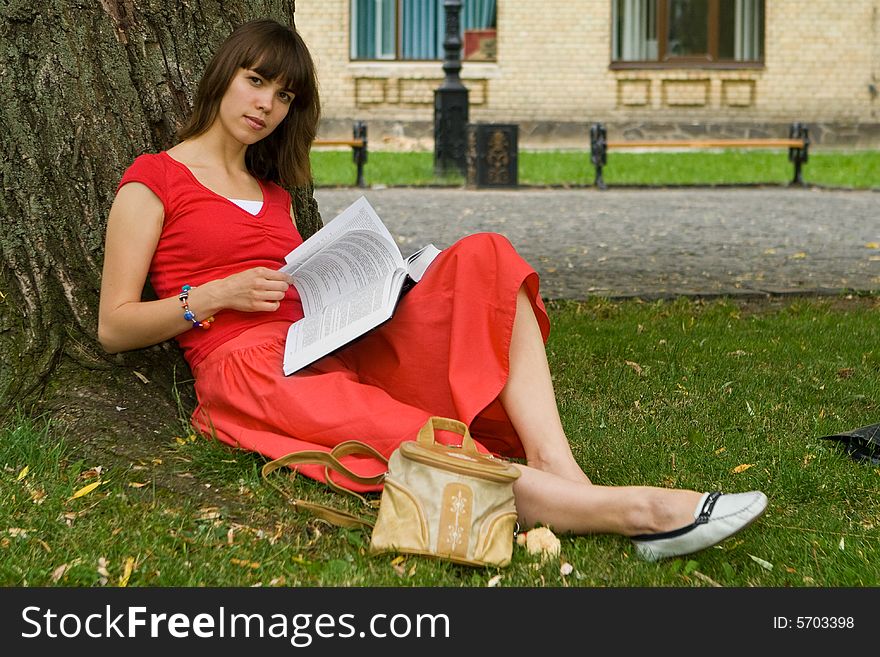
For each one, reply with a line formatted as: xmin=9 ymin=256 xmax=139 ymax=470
xmin=245 ymin=40 xmax=312 ymax=101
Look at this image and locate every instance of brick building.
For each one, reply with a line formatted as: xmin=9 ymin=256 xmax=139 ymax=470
xmin=295 ymin=1 xmax=880 ymax=148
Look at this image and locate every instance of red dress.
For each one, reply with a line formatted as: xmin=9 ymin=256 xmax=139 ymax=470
xmin=119 ymin=153 xmax=550 ymax=492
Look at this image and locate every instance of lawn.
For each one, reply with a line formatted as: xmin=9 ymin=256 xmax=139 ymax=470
xmin=310 ymin=148 xmax=880 ymax=189
xmin=3 ymin=295 xmax=878 ymax=587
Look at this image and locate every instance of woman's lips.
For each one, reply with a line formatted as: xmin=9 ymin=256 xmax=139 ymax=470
xmin=245 ymin=116 xmax=266 ymax=130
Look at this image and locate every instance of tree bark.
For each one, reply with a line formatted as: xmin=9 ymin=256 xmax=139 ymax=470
xmin=0 ymin=0 xmax=320 ymax=458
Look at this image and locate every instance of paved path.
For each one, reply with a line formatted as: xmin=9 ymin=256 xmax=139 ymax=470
xmin=315 ymin=187 xmax=880 ymax=300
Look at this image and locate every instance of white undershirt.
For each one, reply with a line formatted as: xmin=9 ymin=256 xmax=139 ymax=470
xmin=228 ymin=198 xmax=263 ymax=215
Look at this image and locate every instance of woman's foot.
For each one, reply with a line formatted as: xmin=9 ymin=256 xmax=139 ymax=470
xmin=631 ymin=491 xmax=768 ymax=562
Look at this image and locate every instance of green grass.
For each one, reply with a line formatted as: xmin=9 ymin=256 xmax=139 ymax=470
xmin=3 ymin=296 xmax=879 ymax=587
xmin=310 ymin=149 xmax=880 ymax=189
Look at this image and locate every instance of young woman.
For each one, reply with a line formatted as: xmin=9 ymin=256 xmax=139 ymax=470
xmin=98 ymin=19 xmax=767 ymax=561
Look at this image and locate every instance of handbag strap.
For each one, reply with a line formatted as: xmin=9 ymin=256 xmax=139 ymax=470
xmin=261 ymin=440 xmax=388 ymax=530
xmin=416 ymin=416 xmax=478 ymax=454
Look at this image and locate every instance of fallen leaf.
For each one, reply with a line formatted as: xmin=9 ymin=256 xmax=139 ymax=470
xmin=69 ymin=480 xmax=103 ymax=500
xmin=839 ymin=537 xmax=845 ymax=551
xmin=789 ymin=252 xmax=808 ymax=260
xmin=692 ymin=570 xmax=722 ymax=587
xmin=836 ymin=368 xmax=855 ymax=379
xmin=16 ymin=465 xmax=29 ymax=481
xmin=866 ymin=242 xmax=879 ymax=249
xmin=390 ymin=555 xmax=405 ymax=566
xmin=80 ymin=467 xmax=103 ymax=480
xmin=732 ymin=463 xmax=755 ymax=474
xmin=119 ymin=557 xmax=135 ymax=587
xmin=714 ymin=447 xmax=726 ymax=455
xmin=195 ymin=507 xmax=222 ymax=521
xmin=50 ymin=563 xmax=71 ymax=583
xmin=128 ymin=482 xmax=148 ymax=488
xmin=230 ymin=558 xmax=260 ymax=569
xmin=748 ymin=554 xmax=774 ymax=571
xmin=624 ymin=360 xmax=643 ymax=376
xmin=133 ymin=371 xmax=150 ymax=384
xmin=487 ymin=574 xmax=503 ymax=587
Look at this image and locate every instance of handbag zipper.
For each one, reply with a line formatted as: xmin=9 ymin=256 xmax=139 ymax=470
xmin=399 ymin=443 xmax=520 ymax=483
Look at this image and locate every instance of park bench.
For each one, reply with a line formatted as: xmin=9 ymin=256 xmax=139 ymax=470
xmin=312 ymin=120 xmax=368 ymax=188
xmin=589 ymin=122 xmax=810 ymax=190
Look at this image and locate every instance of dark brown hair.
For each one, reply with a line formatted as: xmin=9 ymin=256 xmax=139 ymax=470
xmin=177 ymin=19 xmax=320 ymax=188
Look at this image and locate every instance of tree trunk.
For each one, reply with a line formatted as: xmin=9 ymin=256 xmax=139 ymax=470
xmin=0 ymin=1 xmax=320 ymax=464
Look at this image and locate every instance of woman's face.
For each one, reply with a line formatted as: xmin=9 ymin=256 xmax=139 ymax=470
xmin=215 ymin=68 xmax=295 ymax=144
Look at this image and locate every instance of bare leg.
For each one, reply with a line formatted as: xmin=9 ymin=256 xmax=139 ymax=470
xmin=513 ymin=464 xmax=703 ymax=535
xmin=499 ymin=286 xmax=703 ymax=535
xmin=499 ymin=286 xmax=591 ymax=484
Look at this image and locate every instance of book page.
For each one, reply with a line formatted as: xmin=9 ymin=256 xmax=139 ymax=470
xmin=282 ymin=195 xmax=397 ymax=272
xmin=285 ymin=229 xmax=404 ymax=316
xmin=405 ymin=243 xmax=442 ymax=282
xmin=283 ymin=270 xmax=408 ymax=375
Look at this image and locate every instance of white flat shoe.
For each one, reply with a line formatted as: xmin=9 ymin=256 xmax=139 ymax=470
xmin=631 ymin=491 xmax=768 ymax=562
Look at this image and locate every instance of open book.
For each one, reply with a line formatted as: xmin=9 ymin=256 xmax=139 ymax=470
xmin=279 ymin=196 xmax=441 ymax=375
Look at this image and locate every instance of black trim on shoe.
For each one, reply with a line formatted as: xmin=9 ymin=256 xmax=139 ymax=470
xmin=694 ymin=491 xmax=722 ymax=525
xmin=631 ymin=491 xmax=722 ymax=542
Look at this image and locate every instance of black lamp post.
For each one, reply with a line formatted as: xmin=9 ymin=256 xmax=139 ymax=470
xmin=433 ymin=0 xmax=469 ymax=176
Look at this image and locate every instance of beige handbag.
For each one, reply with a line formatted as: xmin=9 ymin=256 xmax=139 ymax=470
xmin=261 ymin=417 xmax=522 ymax=568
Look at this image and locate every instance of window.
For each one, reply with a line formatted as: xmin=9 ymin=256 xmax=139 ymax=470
xmin=612 ymin=0 xmax=764 ymax=64
xmin=350 ymin=0 xmax=497 ymax=61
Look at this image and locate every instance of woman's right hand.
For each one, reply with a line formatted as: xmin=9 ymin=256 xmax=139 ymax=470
xmin=198 ymin=266 xmax=292 ymax=314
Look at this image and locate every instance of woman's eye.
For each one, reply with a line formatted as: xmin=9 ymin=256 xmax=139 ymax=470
xmin=278 ymin=91 xmax=293 ymax=103
xmin=249 ymin=76 xmax=262 ymax=86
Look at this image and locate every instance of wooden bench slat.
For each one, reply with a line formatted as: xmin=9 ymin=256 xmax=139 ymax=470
xmin=605 ymin=139 xmax=805 ymax=149
xmin=313 ymin=139 xmax=365 ymax=147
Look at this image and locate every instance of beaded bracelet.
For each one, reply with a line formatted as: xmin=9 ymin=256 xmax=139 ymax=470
xmin=178 ymin=284 xmax=214 ymax=329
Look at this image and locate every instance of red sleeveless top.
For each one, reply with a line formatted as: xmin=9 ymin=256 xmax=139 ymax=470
xmin=117 ymin=152 xmax=305 ymax=368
